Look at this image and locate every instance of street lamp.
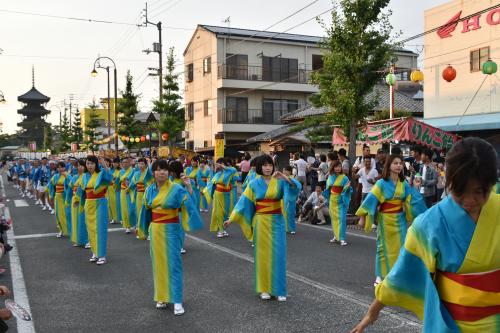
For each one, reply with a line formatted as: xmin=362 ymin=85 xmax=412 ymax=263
xmin=91 ymin=56 xmax=118 ymax=155
xmin=0 ymin=90 xmax=6 ymax=103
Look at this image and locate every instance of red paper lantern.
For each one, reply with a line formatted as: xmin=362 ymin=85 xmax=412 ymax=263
xmin=161 ymin=133 xmax=169 ymax=141
xmin=442 ymin=65 xmax=457 ymax=82
xmin=140 ymin=136 xmax=146 ymax=142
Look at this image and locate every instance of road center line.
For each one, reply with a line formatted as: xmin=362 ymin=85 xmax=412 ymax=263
xmin=186 ymin=233 xmax=421 ymax=328
xmin=13 ymin=227 xmax=126 ymax=240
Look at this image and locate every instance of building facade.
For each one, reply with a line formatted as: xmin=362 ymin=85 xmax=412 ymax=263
xmin=423 ymin=0 xmax=500 ymax=152
xmin=183 ymin=25 xmax=323 ymax=152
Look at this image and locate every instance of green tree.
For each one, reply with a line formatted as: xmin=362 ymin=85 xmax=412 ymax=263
xmin=71 ymin=106 xmax=83 ymax=143
xmin=152 ymin=47 xmax=185 ymax=152
xmin=118 ymin=70 xmax=141 ymax=150
xmin=57 ymin=109 xmax=71 ymax=152
xmin=43 ymin=124 xmax=53 ymax=150
xmin=311 ymin=0 xmax=396 ymax=165
xmin=84 ymin=99 xmax=100 ymax=153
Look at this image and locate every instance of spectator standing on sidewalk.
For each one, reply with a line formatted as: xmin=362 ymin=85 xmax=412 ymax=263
xmin=239 ymin=153 xmax=251 ymax=184
xmin=353 ymin=158 xmax=379 ymax=201
xmin=419 ymin=148 xmax=438 ymax=208
xmin=294 ymin=153 xmax=308 ymax=193
xmin=317 ymin=154 xmax=329 ymax=189
xmin=308 ymin=154 xmax=320 ymax=192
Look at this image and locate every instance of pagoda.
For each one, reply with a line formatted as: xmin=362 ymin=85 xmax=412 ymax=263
xmin=17 ymin=68 xmax=50 ymax=148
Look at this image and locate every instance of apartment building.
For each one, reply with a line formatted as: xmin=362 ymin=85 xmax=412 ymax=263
xmin=183 ymin=25 xmax=323 ymax=152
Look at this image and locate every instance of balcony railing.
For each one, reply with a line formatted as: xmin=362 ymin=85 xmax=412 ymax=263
xmin=217 ymin=108 xmax=292 ymax=125
xmin=217 ymin=65 xmax=312 ymax=83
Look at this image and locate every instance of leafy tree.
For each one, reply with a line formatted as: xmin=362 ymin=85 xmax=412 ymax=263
xmin=310 ymin=0 xmax=396 ymax=165
xmin=43 ymin=124 xmax=53 ymax=150
xmin=57 ymin=109 xmax=71 ymax=152
xmin=71 ymin=106 xmax=83 ymax=143
xmin=118 ymin=70 xmax=141 ymax=150
xmin=152 ymin=47 xmax=185 ymax=152
xmin=84 ymin=99 xmax=100 ymax=153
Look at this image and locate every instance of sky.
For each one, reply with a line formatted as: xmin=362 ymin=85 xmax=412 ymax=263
xmin=0 ymin=0 xmax=450 ymax=134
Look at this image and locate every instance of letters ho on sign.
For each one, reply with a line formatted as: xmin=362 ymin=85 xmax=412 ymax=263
xmin=437 ymin=8 xmax=500 ymax=39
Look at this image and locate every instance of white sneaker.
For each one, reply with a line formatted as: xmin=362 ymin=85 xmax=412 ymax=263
xmin=180 ymin=248 xmax=186 ymax=254
xmin=373 ymin=276 xmax=383 ymax=287
xmin=85 ymin=243 xmax=91 ymax=249
xmin=260 ymin=293 xmax=271 ymax=300
xmin=50 ymin=209 xmax=55 ymax=215
xmin=147 ymin=235 xmax=150 ymax=241
xmin=125 ymin=228 xmax=131 ymax=234
xmin=89 ymin=255 xmax=98 ymax=263
xmin=223 ymin=230 xmax=229 ymax=237
xmin=109 ymin=219 xmax=115 ymax=224
xmin=174 ymin=303 xmax=185 ymax=316
xmin=21 ymin=193 xmax=25 ymax=198
xmin=340 ymin=240 xmax=348 ymax=246
xmin=35 ymin=199 xmax=40 ymax=205
xmin=56 ymin=231 xmax=62 ymax=238
xmin=96 ymin=257 xmax=107 ymax=265
xmin=217 ymin=232 xmax=224 ymax=238
xmin=277 ymin=296 xmax=287 ymax=302
xmin=42 ymin=206 xmax=47 ymax=211
xmin=330 ymin=237 xmax=337 ymax=243
xmin=156 ymin=302 xmax=167 ymax=309
xmin=290 ymin=231 xmax=296 ymax=235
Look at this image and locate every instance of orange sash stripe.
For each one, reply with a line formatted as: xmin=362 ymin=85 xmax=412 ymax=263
xmin=137 ymin=183 xmax=145 ymax=193
xmin=256 ymin=199 xmax=282 ymax=214
xmin=73 ymin=185 xmax=78 ymax=195
xmin=216 ymin=184 xmax=232 ymax=192
xmin=379 ymin=200 xmax=403 ymax=213
xmin=330 ymin=186 xmax=343 ymax=194
xmin=202 ymin=177 xmax=208 ymax=182
xmin=121 ymin=182 xmax=128 ymax=190
xmin=55 ymin=184 xmax=65 ymax=193
xmin=152 ymin=208 xmax=179 ymax=224
xmin=86 ymin=189 xmax=107 ymax=199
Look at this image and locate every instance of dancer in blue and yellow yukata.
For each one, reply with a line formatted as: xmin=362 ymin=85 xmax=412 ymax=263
xmin=282 ymin=166 xmax=301 ymax=234
xmin=185 ymin=156 xmax=200 ymax=210
xmin=197 ymin=159 xmax=212 ymax=212
xmin=203 ymin=158 xmax=239 ymax=238
xmin=131 ymin=158 xmax=153 ymax=240
xmin=118 ymin=157 xmax=137 ymax=234
xmin=48 ymin=161 xmax=71 ymax=238
xmin=109 ymin=157 xmax=122 ymax=224
xmin=352 ymin=137 xmax=500 ymax=333
xmin=323 ymin=160 xmax=352 ymax=245
xmin=66 ymin=159 xmax=88 ymax=247
xmin=140 ymin=159 xmax=203 ymax=315
xmin=356 ymin=154 xmax=427 ymax=286
xmin=78 ymin=155 xmax=113 ymax=265
xmin=225 ymin=154 xmax=300 ymax=302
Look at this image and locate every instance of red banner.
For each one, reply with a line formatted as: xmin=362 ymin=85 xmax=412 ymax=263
xmin=332 ymin=118 xmax=460 ymax=150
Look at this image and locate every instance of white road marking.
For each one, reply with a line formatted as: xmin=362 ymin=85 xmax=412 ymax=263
xmin=13 ymin=227 xmax=126 ymax=240
xmin=1 ymin=178 xmax=36 ymax=333
xmin=299 ymin=222 xmax=377 ymax=240
xmin=186 ymin=233 xmax=421 ymax=329
xmin=13 ymin=200 xmax=29 ymax=207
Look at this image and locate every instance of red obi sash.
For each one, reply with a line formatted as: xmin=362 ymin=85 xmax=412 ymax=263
xmin=137 ymin=183 xmax=145 ymax=193
xmin=330 ymin=186 xmax=343 ymax=194
xmin=379 ymin=200 xmax=403 ymax=213
xmin=121 ymin=182 xmax=127 ymax=190
xmin=86 ymin=189 xmax=107 ymax=199
xmin=255 ymin=199 xmax=282 ymax=214
xmin=216 ymin=184 xmax=232 ymax=192
xmin=437 ymin=269 xmax=500 ymax=322
xmin=55 ymin=184 xmax=65 ymax=193
xmin=151 ymin=208 xmax=179 ymax=224
xmin=201 ymin=177 xmax=208 ymax=182
xmin=73 ymin=185 xmax=78 ymax=195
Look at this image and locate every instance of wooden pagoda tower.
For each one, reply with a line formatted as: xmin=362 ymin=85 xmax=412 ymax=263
xmin=17 ymin=68 xmax=50 ymax=148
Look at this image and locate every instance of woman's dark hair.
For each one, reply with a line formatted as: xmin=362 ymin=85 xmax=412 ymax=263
xmin=382 ymin=154 xmax=405 ymax=181
xmin=113 ymin=157 xmax=121 ymax=163
xmin=244 ymin=153 xmax=251 ymax=161
xmin=250 ymin=158 xmax=256 ymax=167
xmin=137 ymin=157 xmax=147 ymax=164
xmin=284 ymin=165 xmax=293 ymax=173
xmin=151 ymin=159 xmax=169 ymax=173
xmin=104 ymin=157 xmax=112 ymax=166
xmin=445 ymin=137 xmax=498 ymax=196
xmin=327 ymin=151 xmax=338 ymax=161
xmin=329 ymin=160 xmax=342 ymax=175
xmin=77 ymin=159 xmax=86 ymax=167
xmin=57 ymin=161 xmax=66 ymax=169
xmin=391 ymin=146 xmax=402 ymax=156
xmin=338 ymin=148 xmax=347 ymax=158
xmin=168 ymin=160 xmax=184 ymax=179
xmin=86 ymin=155 xmax=101 ymax=173
xmin=422 ymin=148 xmax=434 ymax=160
xmin=191 ymin=156 xmax=200 ymax=163
xmin=320 ymin=154 xmax=327 ymax=163
xmin=216 ymin=157 xmax=226 ymax=165
xmin=255 ymin=154 xmax=275 ymax=176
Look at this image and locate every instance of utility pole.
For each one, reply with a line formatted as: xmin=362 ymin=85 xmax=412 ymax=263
xmin=142 ymin=2 xmax=163 ymax=102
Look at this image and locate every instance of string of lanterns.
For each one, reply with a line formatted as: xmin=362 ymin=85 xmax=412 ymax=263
xmin=93 ymin=132 xmax=169 ymax=145
xmin=385 ymin=58 xmax=497 ymax=86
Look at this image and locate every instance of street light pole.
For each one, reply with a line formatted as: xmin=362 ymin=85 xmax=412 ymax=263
xmin=91 ymin=56 xmax=118 ymax=156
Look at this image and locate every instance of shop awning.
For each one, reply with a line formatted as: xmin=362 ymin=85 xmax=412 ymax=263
xmin=332 ymin=117 xmax=460 ymax=150
xmin=422 ymin=112 xmax=500 ymax=132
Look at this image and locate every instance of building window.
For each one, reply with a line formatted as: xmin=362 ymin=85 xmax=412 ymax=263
xmin=470 ymin=47 xmax=490 ymax=72
xmin=312 ymin=54 xmax=324 ymax=71
xmin=263 ymin=99 xmax=299 ymax=124
xmin=226 ymin=54 xmax=248 ymax=80
xmin=203 ymin=100 xmax=209 ymax=116
xmin=186 ymin=63 xmax=194 ymax=82
xmin=203 ymin=57 xmax=211 ymax=75
xmin=226 ymin=97 xmax=248 ymax=123
xmin=262 ymin=56 xmax=299 ymax=83
xmin=186 ymin=141 xmax=194 ymax=151
xmin=186 ymin=103 xmax=194 ymax=121
xmin=203 ymin=140 xmax=209 ymax=148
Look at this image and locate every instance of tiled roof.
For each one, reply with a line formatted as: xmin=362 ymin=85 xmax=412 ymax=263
xmin=246 ymin=124 xmax=294 ymax=143
xmin=134 ymin=112 xmax=159 ymax=122
xmin=18 ymin=87 xmax=50 ymax=103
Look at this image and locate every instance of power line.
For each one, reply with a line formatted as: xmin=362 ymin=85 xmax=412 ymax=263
xmin=150 ymin=0 xmax=185 ymax=20
xmin=148 ymin=0 xmax=179 ymax=13
xmin=1 ymin=53 xmax=157 ymax=63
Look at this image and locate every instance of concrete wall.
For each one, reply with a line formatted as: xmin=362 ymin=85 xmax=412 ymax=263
xmin=424 ymin=0 xmax=500 ymax=119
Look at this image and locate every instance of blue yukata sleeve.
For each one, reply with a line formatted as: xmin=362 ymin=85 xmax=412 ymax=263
xmin=405 ymin=184 xmax=427 ymax=223
xmin=47 ymin=175 xmax=56 ymax=199
xmin=285 ymin=178 xmax=301 ymax=199
xmin=139 ymin=186 xmax=153 ymax=230
xmin=356 ymin=180 xmax=385 ymax=232
xmin=229 ymin=184 xmax=256 ymax=241
xmin=97 ymin=169 xmax=113 ymax=187
xmin=179 ymin=187 xmax=203 ymax=232
xmin=341 ymin=177 xmax=353 ymax=208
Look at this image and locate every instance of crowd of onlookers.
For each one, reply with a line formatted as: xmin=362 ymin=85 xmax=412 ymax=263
xmin=283 ymin=144 xmax=448 ymax=225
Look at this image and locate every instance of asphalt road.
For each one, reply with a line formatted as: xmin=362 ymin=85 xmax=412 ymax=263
xmin=2 ymin=176 xmax=421 ymax=333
